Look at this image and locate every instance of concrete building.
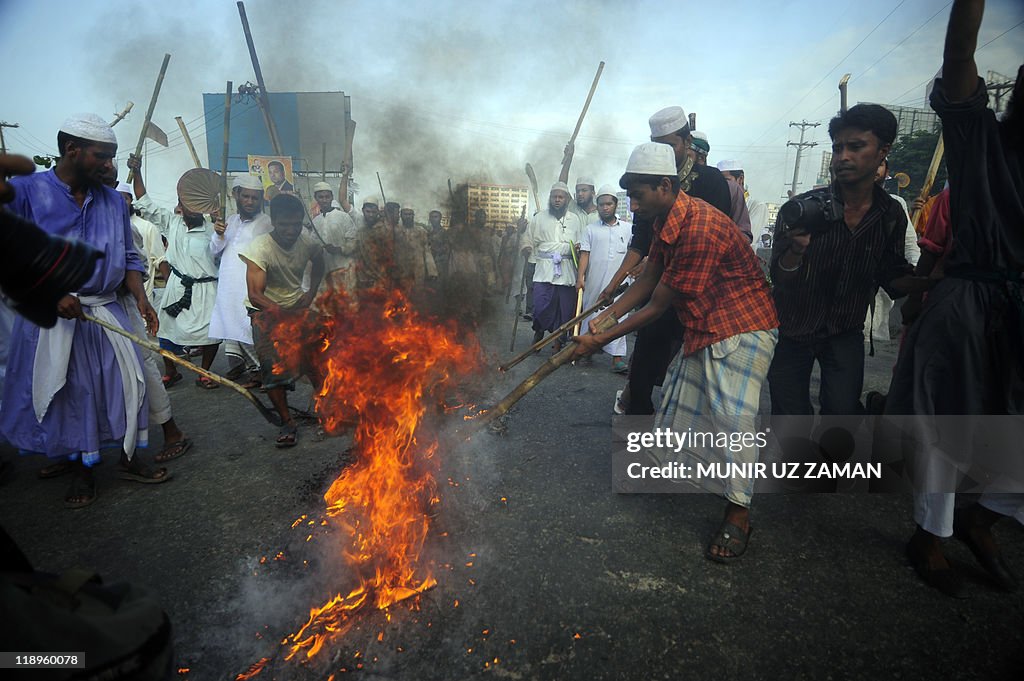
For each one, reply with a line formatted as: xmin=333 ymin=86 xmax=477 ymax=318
xmin=467 ymin=183 xmax=530 ymax=228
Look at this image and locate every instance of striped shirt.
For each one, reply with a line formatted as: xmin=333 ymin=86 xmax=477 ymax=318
xmin=770 ymin=184 xmax=912 ymax=340
xmin=649 ymin=191 xmax=778 ymax=356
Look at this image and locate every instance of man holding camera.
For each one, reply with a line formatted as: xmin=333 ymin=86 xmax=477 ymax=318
xmin=768 ymin=104 xmax=926 ymax=422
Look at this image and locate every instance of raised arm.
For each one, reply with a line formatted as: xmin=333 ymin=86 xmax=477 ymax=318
xmin=942 ymin=0 xmax=984 ymax=103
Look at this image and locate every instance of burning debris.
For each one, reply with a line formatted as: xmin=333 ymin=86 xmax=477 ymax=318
xmin=236 ymin=283 xmax=484 ymax=676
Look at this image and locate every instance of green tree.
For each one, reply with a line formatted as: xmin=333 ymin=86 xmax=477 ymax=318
xmin=888 ymin=129 xmax=947 ymax=201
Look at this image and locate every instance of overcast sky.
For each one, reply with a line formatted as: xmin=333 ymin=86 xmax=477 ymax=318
xmin=2 ymin=0 xmax=1022 ymax=211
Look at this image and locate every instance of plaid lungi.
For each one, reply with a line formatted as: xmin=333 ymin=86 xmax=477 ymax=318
xmin=652 ymin=329 xmax=778 ymax=507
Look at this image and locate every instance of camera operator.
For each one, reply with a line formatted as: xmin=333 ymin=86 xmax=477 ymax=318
xmin=768 ymin=104 xmax=931 ymax=422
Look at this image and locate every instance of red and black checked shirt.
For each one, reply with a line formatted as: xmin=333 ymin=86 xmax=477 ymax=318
xmin=648 ymin=192 xmax=778 ymax=356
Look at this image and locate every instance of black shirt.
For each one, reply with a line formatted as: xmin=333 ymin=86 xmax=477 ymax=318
xmin=770 ymin=183 xmax=912 ymax=340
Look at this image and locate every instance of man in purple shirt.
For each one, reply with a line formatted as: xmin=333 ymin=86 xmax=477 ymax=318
xmin=0 ymin=114 xmax=170 ymax=508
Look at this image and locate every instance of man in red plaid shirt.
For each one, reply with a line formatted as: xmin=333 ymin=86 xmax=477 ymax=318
xmin=572 ymin=142 xmax=778 ymax=563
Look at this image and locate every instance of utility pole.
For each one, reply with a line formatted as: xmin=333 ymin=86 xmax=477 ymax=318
xmin=787 ymin=120 xmax=820 ymax=197
xmin=0 ymin=121 xmax=20 ymax=154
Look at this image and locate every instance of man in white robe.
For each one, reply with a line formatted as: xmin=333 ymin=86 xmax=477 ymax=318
xmin=576 ymin=185 xmax=632 ymax=372
xmin=209 ymin=175 xmax=271 ymax=383
xmin=127 ymin=154 xmax=221 ymax=388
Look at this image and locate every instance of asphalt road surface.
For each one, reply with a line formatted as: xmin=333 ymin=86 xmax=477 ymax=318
xmin=1 ymin=293 xmax=1021 ymax=680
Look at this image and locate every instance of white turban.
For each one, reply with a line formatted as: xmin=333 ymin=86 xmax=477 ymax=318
xmin=233 ymin=175 xmax=264 ymax=191
xmin=312 ymin=181 xmax=333 ymax=193
xmin=59 ymin=113 xmax=117 ymax=145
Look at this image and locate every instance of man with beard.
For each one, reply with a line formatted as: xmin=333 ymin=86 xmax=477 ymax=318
xmin=311 ymin=181 xmax=336 ymax=223
xmin=240 ymin=193 xmax=324 ymax=448
xmin=395 ymin=205 xmax=437 ymax=290
xmin=127 ymin=154 xmax=222 ymax=389
xmin=570 ymin=176 xmax=599 ymax=222
xmin=524 ymin=183 xmax=585 ymax=349
xmin=890 ymin=0 xmax=1024 ymax=597
xmin=1 ymin=115 xmax=167 ymax=507
xmin=427 ymin=209 xmax=450 ymax=280
xmin=207 ymin=176 xmax=271 ymax=387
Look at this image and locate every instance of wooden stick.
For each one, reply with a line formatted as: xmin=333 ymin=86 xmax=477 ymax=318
xmin=572 ymin=288 xmax=584 ymax=337
xmin=321 ymin=142 xmax=327 ymax=183
xmin=82 ymin=313 xmax=282 ymax=426
xmin=910 ymin=133 xmax=944 ymax=231
xmin=127 ymin=53 xmax=171 ymax=183
xmin=220 ymin=81 xmax=233 ymax=219
xmin=110 ymin=102 xmax=134 ymax=127
xmin=484 ymin=314 xmax=618 ymax=424
xmin=176 ymin=116 xmax=202 ymax=168
xmin=568 ymin=61 xmax=605 ymax=146
xmin=499 ymin=282 xmax=627 ymax=372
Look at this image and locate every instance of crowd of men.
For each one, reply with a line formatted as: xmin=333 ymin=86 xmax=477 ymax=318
xmin=0 ymin=0 xmax=1019 ymax=597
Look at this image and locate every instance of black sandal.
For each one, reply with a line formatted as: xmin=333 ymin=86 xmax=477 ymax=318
xmin=705 ymin=521 xmax=752 ymax=564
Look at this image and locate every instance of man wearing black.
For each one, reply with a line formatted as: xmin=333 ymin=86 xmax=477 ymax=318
xmin=767 ymin=104 xmax=925 ymax=421
xmin=598 ymin=106 xmax=735 ymax=415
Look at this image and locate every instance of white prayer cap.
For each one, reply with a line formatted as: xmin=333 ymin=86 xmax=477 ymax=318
xmin=401 ymin=205 xmax=415 ymax=212
xmin=575 ymin=176 xmax=595 ymax=188
xmin=115 ymin=181 xmax=132 ymax=195
xmin=596 ymin=184 xmax=619 ymax=200
xmin=312 ymin=181 xmax=333 ymax=193
xmin=233 ymin=175 xmax=264 ymax=191
xmin=648 ymin=106 xmax=688 ymax=138
xmin=691 ymin=130 xmax=708 ymax=143
xmin=362 ymin=195 xmax=380 ymax=207
xmin=59 ymin=113 xmax=117 ymax=145
xmin=716 ymin=159 xmax=743 ymax=172
xmin=550 ymin=181 xmax=572 ymax=196
xmin=690 ymin=131 xmax=710 ymax=155
xmin=623 ymin=143 xmax=676 ymax=176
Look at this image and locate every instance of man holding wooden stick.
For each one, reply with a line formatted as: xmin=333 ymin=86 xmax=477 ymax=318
xmin=524 ymin=182 xmax=585 ymax=351
xmin=571 ymin=142 xmax=778 ymax=563
xmin=0 ymin=115 xmax=170 ymax=508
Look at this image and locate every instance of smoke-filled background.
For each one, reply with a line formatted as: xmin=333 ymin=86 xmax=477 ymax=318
xmin=2 ymin=0 xmax=1023 ymax=211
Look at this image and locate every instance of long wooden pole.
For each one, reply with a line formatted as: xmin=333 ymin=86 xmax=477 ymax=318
xmin=127 ymin=53 xmax=170 ymax=183
xmin=910 ymin=134 xmax=945 ymax=231
xmin=568 ymin=61 xmax=605 ymax=146
xmin=83 ymin=313 xmax=281 ymax=426
xmin=237 ymin=1 xmax=283 ymax=156
xmin=221 ymin=82 xmax=233 ymax=220
xmin=176 ymin=116 xmax=202 ymax=168
xmin=499 ymin=282 xmax=627 ymax=372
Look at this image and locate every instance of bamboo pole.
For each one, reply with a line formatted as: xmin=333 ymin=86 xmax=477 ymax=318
xmin=499 ymin=282 xmax=627 ymax=372
xmin=483 ymin=314 xmax=618 ymax=424
xmin=127 ymin=53 xmax=171 ymax=183
xmin=910 ymin=134 xmax=945 ymax=231
xmin=83 ymin=313 xmax=281 ymax=426
xmin=567 ymin=61 xmax=605 ymax=146
xmin=176 ymin=116 xmax=202 ymax=168
xmin=220 ymin=82 xmax=233 ymax=220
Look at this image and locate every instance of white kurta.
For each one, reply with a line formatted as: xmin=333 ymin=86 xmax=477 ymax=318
xmin=136 ymin=194 xmax=219 ymax=346
xmin=130 ymin=214 xmax=165 ymax=300
xmin=580 ymin=217 xmax=632 ymax=356
xmin=209 ymin=212 xmax=272 ymax=344
xmin=526 ymin=210 xmax=585 ymax=286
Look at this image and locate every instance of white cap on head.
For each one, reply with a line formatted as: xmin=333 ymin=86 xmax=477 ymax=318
xmin=550 ymin=181 xmax=572 ymax=196
xmin=648 ymin=106 xmax=688 ymax=138
xmin=233 ymin=175 xmax=264 ymax=191
xmin=575 ymin=176 xmax=595 ymax=188
xmin=691 ymin=130 xmax=708 ymax=143
xmin=623 ymin=143 xmax=677 ymax=176
xmin=362 ymin=195 xmax=380 ymax=207
xmin=596 ymin=184 xmax=619 ymax=200
xmin=59 ymin=113 xmax=117 ymax=145
xmin=115 ymin=181 xmax=132 ymax=195
xmin=401 ymin=205 xmax=415 ymax=213
xmin=716 ymin=159 xmax=743 ymax=172
xmin=312 ymin=181 xmax=333 ymax=193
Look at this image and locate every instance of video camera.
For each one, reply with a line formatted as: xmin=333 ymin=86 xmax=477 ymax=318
xmin=0 ymin=208 xmax=102 ymax=328
xmin=778 ymin=189 xmax=841 ymax=236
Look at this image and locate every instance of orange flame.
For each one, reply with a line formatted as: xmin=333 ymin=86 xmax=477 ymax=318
xmin=257 ymin=285 xmax=482 ymax=666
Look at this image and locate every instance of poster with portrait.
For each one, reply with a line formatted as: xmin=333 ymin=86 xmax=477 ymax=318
xmin=248 ymin=155 xmax=296 ymax=197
